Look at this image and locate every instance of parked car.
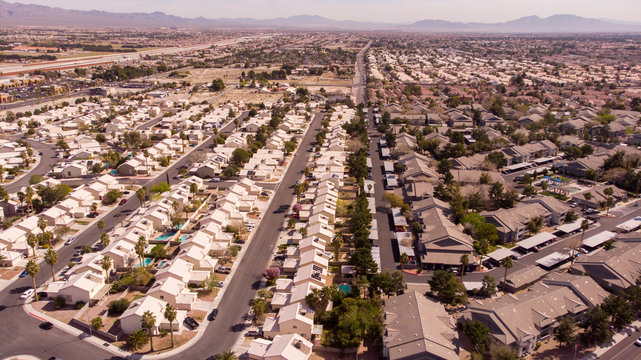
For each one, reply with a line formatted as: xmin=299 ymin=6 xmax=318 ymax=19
xmin=210 ymin=178 xmax=221 ymax=182
xmin=20 ymin=289 xmax=34 ymax=300
xmin=65 ymin=237 xmax=76 ymax=245
xmin=39 ymin=322 xmax=54 ymax=330
xmin=207 ymin=309 xmax=218 ymax=321
xmin=215 ymin=266 xmax=231 ymax=274
xmin=635 ymin=336 xmax=641 ymax=346
xmin=119 ymin=199 xmax=127 ymax=206
xmin=19 ymin=270 xmax=28 ymax=278
xmin=245 ymin=330 xmax=262 ymax=337
xmin=184 ymin=317 xmax=199 ymax=330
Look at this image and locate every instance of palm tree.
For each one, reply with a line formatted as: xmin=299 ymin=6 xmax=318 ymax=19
xmin=460 ymin=254 xmax=469 ymax=278
xmin=571 ymin=219 xmax=590 ymax=267
xmin=17 ymin=191 xmax=25 ymax=212
xmin=164 ymin=304 xmax=177 ymax=348
xmin=44 ymin=249 xmax=58 ymax=282
xmin=294 ymin=183 xmax=306 ymax=203
xmin=214 ymin=350 xmax=238 ymax=360
xmin=25 ymin=186 xmax=34 ymax=213
xmin=37 ymin=217 xmax=47 ymax=234
xmin=100 ymin=256 xmax=112 ymax=283
xmin=400 ymin=252 xmax=410 ymax=271
xmin=100 ymin=233 xmax=110 ymax=248
xmin=251 ymin=298 xmax=268 ymax=321
xmin=136 ymin=187 xmax=147 ymax=207
xmin=330 ymin=233 xmax=343 ymax=261
xmin=135 ymin=236 xmax=146 ymax=268
xmin=141 ymin=310 xmax=156 ymax=352
xmin=97 ymin=220 xmax=105 ymax=235
xmin=25 ymin=260 xmax=39 ymax=301
xmin=501 ymin=257 xmax=513 ymax=291
xmin=27 ymin=234 xmax=38 ymax=258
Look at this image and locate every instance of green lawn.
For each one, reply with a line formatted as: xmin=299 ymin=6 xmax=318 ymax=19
xmin=541 ymin=191 xmax=569 ymax=201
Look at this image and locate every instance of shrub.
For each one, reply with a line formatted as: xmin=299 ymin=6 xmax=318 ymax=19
xmin=107 ymin=298 xmax=131 ymax=316
xmin=229 ymin=245 xmax=239 ymax=257
xmin=29 ymin=174 xmax=44 ymax=185
xmin=91 ymin=316 xmax=103 ymax=330
xmin=53 ymin=295 xmax=66 ymax=309
xmin=75 ymin=301 xmax=86 ymax=309
xmin=151 ymin=182 xmax=171 ymax=193
xmin=102 ymin=189 xmax=123 ymax=205
xmin=159 ymin=328 xmax=169 ymax=337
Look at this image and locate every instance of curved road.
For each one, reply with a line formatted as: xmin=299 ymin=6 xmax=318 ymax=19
xmin=0 ymin=112 xmax=322 ymax=360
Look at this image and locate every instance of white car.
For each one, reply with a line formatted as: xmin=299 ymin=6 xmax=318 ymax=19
xmin=20 ymin=289 xmax=34 ymax=300
xmin=635 ymin=336 xmax=641 ymax=346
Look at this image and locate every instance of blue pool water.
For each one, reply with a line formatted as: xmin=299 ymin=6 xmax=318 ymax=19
xmin=338 ymin=284 xmax=351 ymax=294
xmin=179 ymin=234 xmax=188 ymax=242
xmin=157 ymin=260 xmax=168 ymax=268
xmin=135 ymin=258 xmax=153 ymax=268
xmin=156 ymin=232 xmax=176 ymax=241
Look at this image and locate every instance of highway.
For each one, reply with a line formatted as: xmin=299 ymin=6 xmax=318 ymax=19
xmin=0 ymin=111 xmax=322 ymax=359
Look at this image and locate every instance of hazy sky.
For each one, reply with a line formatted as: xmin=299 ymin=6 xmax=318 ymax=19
xmin=10 ymin=0 xmax=641 ymax=23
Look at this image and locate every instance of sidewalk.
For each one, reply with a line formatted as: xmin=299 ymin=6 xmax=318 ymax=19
xmin=581 ymin=320 xmax=641 ymax=359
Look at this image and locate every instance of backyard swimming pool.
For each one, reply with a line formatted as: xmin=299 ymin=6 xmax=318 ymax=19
xmin=179 ymin=234 xmax=188 ymax=242
xmin=156 ymin=232 xmax=176 ymax=241
xmin=135 ymin=257 xmax=153 ymax=268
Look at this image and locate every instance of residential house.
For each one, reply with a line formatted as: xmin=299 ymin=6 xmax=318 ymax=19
xmin=262 ymin=302 xmax=316 ymax=340
xmin=119 ymin=296 xmax=186 ymax=335
xmin=384 ymin=291 xmax=459 ymax=360
xmin=483 ymin=203 xmax=552 ymax=243
xmin=248 ymin=334 xmax=313 ymax=360
xmin=461 ymin=273 xmax=607 ymax=357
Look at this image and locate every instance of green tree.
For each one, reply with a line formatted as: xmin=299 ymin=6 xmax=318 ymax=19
xmin=141 ymin=310 xmax=156 ymax=352
xmin=602 ymin=294 xmax=633 ymax=330
xmin=127 ymin=329 xmax=149 ymax=351
xmin=463 ymin=320 xmax=489 ymax=352
xmin=489 ymin=344 xmax=518 ymax=360
xmin=581 ymin=305 xmax=612 ymax=345
xmin=400 ymin=252 xmax=410 ymax=271
xmin=164 ymin=304 xmax=177 ymax=348
xmin=25 ymin=260 xmax=40 ymax=301
xmin=428 ymin=270 xmax=467 ymax=305
xmin=554 ymin=316 xmax=576 ymax=347
xmin=44 ymin=249 xmax=58 ymax=282
xmin=479 ymin=275 xmax=497 ymax=297
xmin=305 ymin=285 xmax=338 ymax=321
xmin=526 ymin=216 xmax=544 ymax=234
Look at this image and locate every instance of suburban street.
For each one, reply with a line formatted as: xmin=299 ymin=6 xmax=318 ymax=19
xmin=3 ymin=139 xmax=59 ymax=193
xmin=0 ymin=112 xmax=323 ymax=359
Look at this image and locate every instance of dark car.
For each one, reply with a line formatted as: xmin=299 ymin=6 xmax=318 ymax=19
xmin=40 ymin=322 xmax=54 ymax=330
xmin=184 ymin=317 xmax=199 ymax=330
xmin=19 ymin=270 xmax=28 ymax=278
xmin=119 ymin=199 xmax=127 ymax=206
xmin=207 ymin=309 xmax=219 ymax=321
xmin=88 ymin=211 xmax=100 ymax=218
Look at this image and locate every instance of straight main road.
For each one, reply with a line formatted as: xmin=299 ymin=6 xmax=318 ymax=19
xmin=0 ymin=111 xmax=322 ymax=360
